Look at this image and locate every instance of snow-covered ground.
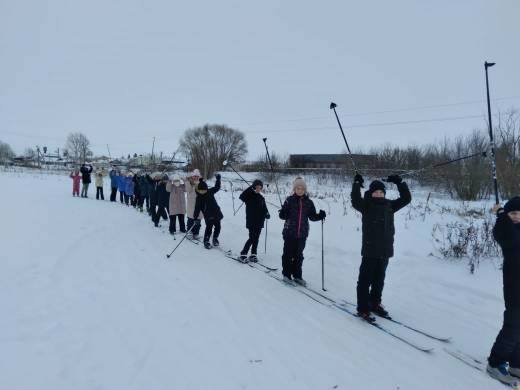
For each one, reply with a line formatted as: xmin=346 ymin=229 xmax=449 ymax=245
xmin=0 ymin=169 xmax=508 ymax=389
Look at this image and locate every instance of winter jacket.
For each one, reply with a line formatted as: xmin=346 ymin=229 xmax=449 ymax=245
xmin=109 ymin=170 xmax=118 ymax=188
xmin=124 ymin=177 xmax=135 ymax=196
xmin=185 ymin=178 xmax=201 ymax=219
xmin=166 ymin=182 xmax=186 ymax=215
xmin=279 ymin=194 xmax=321 ymax=240
xmin=150 ymin=181 xmax=169 ymax=208
xmin=80 ymin=165 xmax=93 ymax=184
xmin=193 ymin=176 xmax=222 ymax=222
xmin=493 ymin=212 xmax=520 ymax=310
xmin=239 ymin=187 xmax=269 ymax=230
xmin=117 ymin=175 xmax=126 ymax=192
xmin=94 ymin=171 xmax=105 ymax=187
xmin=139 ymin=175 xmax=151 ymax=197
xmin=351 ymin=181 xmax=411 ymax=259
xmin=133 ymin=176 xmax=141 ymax=197
xmin=70 ymin=172 xmax=81 ymax=190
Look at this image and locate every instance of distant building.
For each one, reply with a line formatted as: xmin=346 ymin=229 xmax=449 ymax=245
xmin=289 ymin=154 xmax=376 ymax=169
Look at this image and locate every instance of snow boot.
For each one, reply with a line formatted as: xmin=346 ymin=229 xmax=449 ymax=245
xmin=370 ymin=303 xmax=390 ymax=318
xmin=212 ymin=238 xmax=219 ymax=247
xmin=283 ymin=276 xmax=294 ymax=285
xmin=358 ymin=311 xmax=376 ymax=324
xmin=510 ymin=367 xmax=520 ymax=378
xmin=248 ymin=254 xmax=258 ymax=263
xmin=293 ymin=278 xmax=307 ymax=287
xmin=487 ymin=363 xmax=519 ymax=386
xmin=204 ymin=241 xmax=212 ymax=249
xmin=238 ymin=254 xmax=249 ymax=263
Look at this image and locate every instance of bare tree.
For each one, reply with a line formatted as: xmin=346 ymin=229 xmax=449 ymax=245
xmin=179 ymin=124 xmax=247 ymax=178
xmin=65 ymin=132 xmax=91 ymax=164
xmin=0 ymin=141 xmax=15 ymax=163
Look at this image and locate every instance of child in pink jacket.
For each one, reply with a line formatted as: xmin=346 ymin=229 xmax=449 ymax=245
xmin=70 ymin=169 xmax=81 ymax=197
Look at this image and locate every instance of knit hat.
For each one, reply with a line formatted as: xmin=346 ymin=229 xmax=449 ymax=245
xmin=368 ymin=180 xmax=386 ymax=195
xmin=504 ymin=197 xmax=520 ymax=213
xmin=192 ymin=169 xmax=201 ymax=177
xmin=292 ymin=177 xmax=307 ymax=192
xmin=252 ymin=179 xmax=263 ymax=188
xmin=198 ymin=180 xmax=208 ymax=191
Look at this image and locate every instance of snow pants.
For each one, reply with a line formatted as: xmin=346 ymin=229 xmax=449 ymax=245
xmin=357 ymin=257 xmax=389 ymax=313
xmin=110 ymin=187 xmax=117 ymax=202
xmin=151 ymin=205 xmax=168 ymax=226
xmin=203 ymin=219 xmax=221 ymax=243
xmin=282 ymin=237 xmax=306 ymax=279
xmin=187 ymin=217 xmax=201 ymax=236
xmin=169 ymin=214 xmax=186 ymax=233
xmin=489 ymin=309 xmax=520 ymax=368
xmin=241 ymin=227 xmax=262 ymax=256
xmin=81 ymin=183 xmax=89 ymax=198
xmin=96 ymin=187 xmax=104 ymax=200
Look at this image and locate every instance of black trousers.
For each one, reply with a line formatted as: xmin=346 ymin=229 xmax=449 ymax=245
xmin=356 ymin=257 xmax=389 ymax=313
xmin=241 ymin=227 xmax=262 ymax=255
xmin=489 ymin=309 xmax=520 ymax=368
xmin=96 ymin=187 xmax=104 ymax=200
xmin=139 ymin=195 xmax=149 ymax=210
xmin=282 ymin=237 xmax=307 ymax=279
xmin=124 ymin=193 xmax=134 ymax=205
xmin=119 ymin=191 xmax=125 ymax=203
xmin=203 ymin=219 xmax=221 ymax=243
xmin=151 ymin=205 xmax=168 ymax=225
xmin=110 ymin=187 xmax=117 ymax=202
xmin=187 ymin=217 xmax=201 ymax=236
xmin=169 ymin=214 xmax=186 ymax=233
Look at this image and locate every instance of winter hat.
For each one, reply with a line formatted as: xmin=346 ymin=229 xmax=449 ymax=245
xmin=368 ymin=180 xmax=386 ymax=195
xmin=172 ymin=174 xmax=181 ymax=182
xmin=504 ymin=197 xmax=520 ymax=213
xmin=252 ymin=179 xmax=263 ymax=188
xmin=162 ymin=173 xmax=169 ymax=180
xmin=197 ymin=180 xmax=208 ymax=191
xmin=292 ymin=177 xmax=307 ymax=192
xmin=192 ymin=169 xmax=201 ymax=177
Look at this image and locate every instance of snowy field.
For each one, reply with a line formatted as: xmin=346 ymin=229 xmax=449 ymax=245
xmin=0 ymin=169 xmax=508 ymax=389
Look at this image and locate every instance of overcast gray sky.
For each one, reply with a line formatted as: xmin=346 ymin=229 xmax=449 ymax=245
xmin=1 ymin=0 xmax=519 ymax=160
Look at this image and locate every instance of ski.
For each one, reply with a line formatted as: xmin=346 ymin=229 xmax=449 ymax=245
xmin=340 ymin=300 xmax=451 ymax=343
xmin=215 ymin=247 xmax=278 ymax=272
xmin=334 ymin=303 xmax=434 ymax=353
xmin=265 ymin=272 xmax=329 ymax=306
xmin=444 ymin=348 xmax=520 ymax=389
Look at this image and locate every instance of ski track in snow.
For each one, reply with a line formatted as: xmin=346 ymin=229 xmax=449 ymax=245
xmin=0 ymin=171 xmax=507 ymax=389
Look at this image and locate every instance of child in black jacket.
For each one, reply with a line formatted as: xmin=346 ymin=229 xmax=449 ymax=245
xmin=239 ymin=179 xmax=270 ymax=262
xmin=487 ymin=197 xmax=520 ymax=385
xmin=351 ymin=174 xmax=411 ymax=322
xmin=193 ymin=174 xmax=222 ymax=249
xmin=279 ymin=177 xmax=326 ymax=286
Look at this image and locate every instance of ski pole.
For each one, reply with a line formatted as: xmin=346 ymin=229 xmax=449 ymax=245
xmin=262 ymin=138 xmax=283 ymax=207
xmin=233 ymin=201 xmax=244 ymax=216
xmin=329 ymin=102 xmax=358 ymax=174
xmin=223 ymin=160 xmax=251 ymax=187
xmin=321 ymin=220 xmax=325 ymax=290
xmin=264 ymin=219 xmax=268 ymax=254
xmin=485 ymin=61 xmax=500 ymax=205
xmin=230 ymin=181 xmax=236 ymax=214
xmin=389 ymin=151 xmax=487 ymax=180
xmin=166 ymin=223 xmax=196 ymax=258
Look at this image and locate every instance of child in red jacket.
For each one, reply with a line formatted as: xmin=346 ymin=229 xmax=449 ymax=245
xmin=69 ymin=169 xmax=81 ymax=197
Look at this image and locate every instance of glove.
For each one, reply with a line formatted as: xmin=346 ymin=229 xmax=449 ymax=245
xmin=318 ymin=209 xmax=326 ymax=220
xmin=386 ymin=175 xmax=403 ymax=184
xmin=265 ymin=213 xmax=271 ymax=220
xmin=354 ymin=173 xmax=364 ymax=186
xmin=215 ymin=174 xmax=221 ymax=180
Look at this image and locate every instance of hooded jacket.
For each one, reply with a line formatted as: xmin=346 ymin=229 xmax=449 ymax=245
xmin=193 ymin=176 xmax=222 ymax=221
xmin=351 ymin=181 xmax=411 ymax=259
xmin=239 ymin=187 xmax=269 ymax=230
